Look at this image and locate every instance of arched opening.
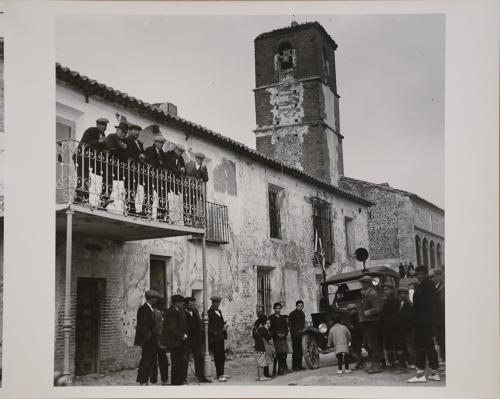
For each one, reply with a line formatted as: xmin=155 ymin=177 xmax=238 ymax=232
xmin=422 ymin=238 xmax=429 ymax=267
xmin=415 ymin=235 xmax=421 ymax=266
xmin=430 ymin=241 xmax=435 ymax=269
xmin=277 ymin=41 xmax=294 ymax=70
xmin=436 ymin=243 xmax=442 ymax=267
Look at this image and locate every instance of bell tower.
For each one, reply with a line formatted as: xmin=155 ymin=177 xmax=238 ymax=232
xmin=253 ymin=21 xmax=344 ymax=185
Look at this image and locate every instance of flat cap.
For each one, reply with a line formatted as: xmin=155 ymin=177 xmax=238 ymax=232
xmin=96 ymin=117 xmax=109 ymax=124
xmin=359 ymin=275 xmax=373 ymax=283
xmin=346 ymin=303 xmax=358 ymax=311
xmin=210 ymin=296 xmax=222 ymax=302
xmin=195 ymin=152 xmax=206 ymax=160
xmin=115 ymin=121 xmax=129 ymax=132
xmin=129 ymin=124 xmax=142 ymax=131
xmin=145 ymin=289 xmax=161 ymax=300
xmin=381 ymin=282 xmax=395 ymax=289
xmin=171 ymin=294 xmax=185 ymax=303
xmin=398 ymin=286 xmax=409 ymax=293
xmin=153 ymin=135 xmax=166 ymax=143
xmin=175 ymin=144 xmax=186 ymax=152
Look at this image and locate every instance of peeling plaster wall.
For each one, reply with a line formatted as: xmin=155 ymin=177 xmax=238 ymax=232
xmin=55 ymin=84 xmax=370 ymax=373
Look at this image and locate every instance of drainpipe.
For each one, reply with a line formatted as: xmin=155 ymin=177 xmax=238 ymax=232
xmin=201 ymin=233 xmax=211 ymax=378
xmin=63 ymin=208 xmax=74 ymax=384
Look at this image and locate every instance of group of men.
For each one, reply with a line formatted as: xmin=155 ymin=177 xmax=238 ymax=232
xmin=72 ymin=117 xmax=209 ymax=224
xmin=134 ymin=291 xmax=230 ymax=385
xmin=353 ymin=265 xmax=445 ymax=383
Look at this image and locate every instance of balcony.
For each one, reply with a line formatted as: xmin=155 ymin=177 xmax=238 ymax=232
xmin=56 ymin=139 xmax=228 ymax=241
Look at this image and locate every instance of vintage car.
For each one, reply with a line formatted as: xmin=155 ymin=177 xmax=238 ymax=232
xmin=301 ymin=253 xmax=400 ymax=369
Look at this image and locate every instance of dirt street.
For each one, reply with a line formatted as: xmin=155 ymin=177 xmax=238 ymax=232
xmin=73 ymin=352 xmax=445 ymax=387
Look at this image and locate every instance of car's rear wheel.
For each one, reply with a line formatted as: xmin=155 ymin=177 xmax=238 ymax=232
xmin=302 ymin=333 xmax=320 ymax=369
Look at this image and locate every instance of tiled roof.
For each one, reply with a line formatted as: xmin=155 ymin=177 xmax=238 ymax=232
xmin=255 ymin=21 xmax=338 ymax=50
xmin=340 ymin=176 xmax=444 ymax=214
xmin=56 ymin=63 xmax=372 ymax=206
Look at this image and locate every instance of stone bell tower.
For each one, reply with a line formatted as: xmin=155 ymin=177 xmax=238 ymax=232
xmin=253 ymin=21 xmax=344 ymax=185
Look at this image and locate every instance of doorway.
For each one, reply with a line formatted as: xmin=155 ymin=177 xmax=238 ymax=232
xmin=150 ymin=256 xmax=171 ymax=306
xmin=74 ymin=278 xmax=105 ymax=376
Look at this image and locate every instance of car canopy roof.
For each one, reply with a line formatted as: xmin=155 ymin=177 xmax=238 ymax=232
xmin=322 ymin=266 xmax=399 ymax=285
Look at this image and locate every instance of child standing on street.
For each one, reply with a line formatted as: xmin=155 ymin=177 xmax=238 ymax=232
xmin=327 ymin=316 xmax=352 ymax=374
xmin=253 ymin=314 xmax=273 ymax=381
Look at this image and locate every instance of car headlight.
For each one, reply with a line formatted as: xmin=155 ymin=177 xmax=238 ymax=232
xmin=318 ymin=323 xmax=328 ymax=334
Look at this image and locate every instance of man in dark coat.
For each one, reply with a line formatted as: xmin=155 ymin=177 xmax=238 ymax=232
xmin=134 ymin=289 xmax=162 ymax=385
xmin=184 ymin=152 xmax=209 ymax=227
xmin=142 ymin=135 xmax=168 ymax=219
xmin=408 ymin=265 xmax=440 ymax=383
xmin=184 ymin=297 xmax=211 ymax=383
xmin=149 ymin=297 xmax=169 ymax=385
xmin=164 ymin=144 xmax=186 ymax=195
xmin=268 ymin=302 xmax=290 ymax=376
xmin=123 ymin=124 xmax=146 ymax=215
xmin=431 ymin=269 xmax=445 ymax=364
xmin=208 ymin=296 xmax=229 ymax=382
xmin=395 ymin=287 xmax=416 ymax=373
xmin=380 ymin=282 xmax=400 ymax=368
xmin=288 ymin=300 xmax=305 ymax=371
xmin=161 ymin=294 xmax=188 ymax=385
xmin=99 ymin=121 xmax=129 ymax=209
xmin=359 ymin=274 xmax=382 ymax=374
xmin=73 ymin=118 xmax=108 ymax=204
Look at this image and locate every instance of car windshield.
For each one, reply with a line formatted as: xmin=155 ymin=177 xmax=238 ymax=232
xmin=325 ymin=281 xmax=362 ymax=307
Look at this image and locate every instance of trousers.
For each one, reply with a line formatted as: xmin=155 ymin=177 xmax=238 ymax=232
xmin=185 ymin=340 xmax=205 ymax=380
xmin=210 ymin=341 xmax=225 ymax=378
xmin=414 ymin=322 xmax=439 ymax=371
xmin=291 ymin=336 xmax=303 ymax=369
xmin=150 ymin=346 xmax=169 ymax=383
xmin=170 ymin=346 xmax=188 ymax=385
xmin=136 ymin=338 xmax=157 ymax=384
xmin=363 ymin=321 xmax=382 ymax=366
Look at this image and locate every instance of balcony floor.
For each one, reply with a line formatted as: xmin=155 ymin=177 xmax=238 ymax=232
xmin=56 ymin=203 xmax=205 ymax=241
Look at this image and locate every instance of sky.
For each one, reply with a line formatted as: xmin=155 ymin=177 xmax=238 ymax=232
xmin=56 ymin=14 xmax=445 ymax=207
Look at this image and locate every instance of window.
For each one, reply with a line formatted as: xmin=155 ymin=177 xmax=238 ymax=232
xmin=312 ymin=197 xmax=334 ymax=264
xmin=257 ymin=267 xmax=272 ymax=316
xmin=277 ymin=42 xmax=294 ymax=70
xmin=422 ymin=238 xmax=429 ymax=267
xmin=415 ymin=235 xmax=422 ymax=265
xmin=268 ymin=185 xmax=282 ymax=239
xmin=430 ymin=241 xmax=436 ymax=269
xmin=344 ymin=217 xmax=356 ymax=257
xmin=436 ymin=243 xmax=442 ymax=267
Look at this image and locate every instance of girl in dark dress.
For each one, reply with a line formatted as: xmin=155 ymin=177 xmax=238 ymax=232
xmin=268 ymin=302 xmax=290 ymax=376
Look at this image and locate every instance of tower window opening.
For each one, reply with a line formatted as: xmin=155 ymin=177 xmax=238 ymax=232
xmin=277 ymin=42 xmax=294 ymax=70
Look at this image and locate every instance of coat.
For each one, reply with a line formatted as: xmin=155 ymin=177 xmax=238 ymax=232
xmin=397 ymin=300 xmax=415 ymax=334
xmin=80 ymin=127 xmax=105 ymax=148
xmin=380 ymin=295 xmax=400 ymax=332
xmin=164 ymin=150 xmax=186 ymax=194
xmin=134 ymin=302 xmax=156 ymax=347
xmin=185 ymin=308 xmax=203 ymax=345
xmin=412 ymin=277 xmax=439 ymax=324
xmin=185 ymin=161 xmax=209 ymax=182
xmin=359 ymin=286 xmax=381 ymax=323
xmin=74 ymin=127 xmax=106 ymax=173
xmin=288 ymin=309 xmax=305 ymax=338
xmin=327 ymin=323 xmax=351 ymax=354
xmin=254 ymin=325 xmax=272 ymax=352
xmin=207 ymin=307 xmax=226 ymax=344
xmin=144 ymin=145 xmax=165 ymax=170
xmin=161 ymin=305 xmax=188 ymax=350
xmin=268 ymin=313 xmax=289 ymax=354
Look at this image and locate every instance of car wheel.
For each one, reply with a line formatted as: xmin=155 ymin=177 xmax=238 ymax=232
xmin=301 ymin=333 xmax=320 ymax=369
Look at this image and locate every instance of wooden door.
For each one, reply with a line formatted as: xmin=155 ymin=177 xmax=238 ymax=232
xmin=75 ymin=278 xmax=104 ymax=376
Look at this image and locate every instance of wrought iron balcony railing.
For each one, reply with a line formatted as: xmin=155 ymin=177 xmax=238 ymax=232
xmin=56 ymin=139 xmax=211 ymax=229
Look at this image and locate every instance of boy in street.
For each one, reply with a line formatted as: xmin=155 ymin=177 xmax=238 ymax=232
xmin=288 ymin=300 xmax=306 ymax=371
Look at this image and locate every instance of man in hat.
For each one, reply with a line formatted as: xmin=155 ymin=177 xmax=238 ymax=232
xmin=73 ymin=117 xmax=108 ymax=204
xmin=431 ymin=269 xmax=445 ymax=364
xmin=149 ymin=297 xmax=169 ymax=385
xmin=162 ymin=294 xmax=188 ymax=385
xmin=142 ymin=135 xmax=168 ymax=219
xmin=164 ymin=143 xmax=186 ymax=196
xmin=359 ymin=274 xmax=382 ymax=374
xmin=288 ymin=300 xmax=305 ymax=371
xmin=98 ymin=121 xmax=129 ymax=209
xmin=268 ymin=302 xmax=290 ymax=376
xmin=123 ymin=124 xmax=146 ymax=215
xmin=380 ymin=282 xmax=400 ymax=369
xmin=134 ymin=289 xmax=161 ymax=385
xmin=184 ymin=297 xmax=211 ymax=383
xmin=395 ymin=287 xmax=416 ymax=374
xmin=184 ymin=152 xmax=209 ymax=226
xmin=208 ymin=296 xmax=230 ymax=382
xmin=346 ymin=303 xmax=365 ymax=369
xmin=408 ymin=265 xmax=440 ymax=383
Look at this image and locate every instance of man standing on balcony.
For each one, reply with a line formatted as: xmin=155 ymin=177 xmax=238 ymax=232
xmin=142 ymin=135 xmax=168 ymax=219
xmin=100 ymin=121 xmax=128 ymax=209
xmin=134 ymin=289 xmax=161 ymax=385
xmin=185 ymin=152 xmax=209 ymax=226
xmin=123 ymin=124 xmax=146 ymax=215
xmin=73 ymin=117 xmax=108 ymax=204
xmin=164 ymin=143 xmax=186 ymax=193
